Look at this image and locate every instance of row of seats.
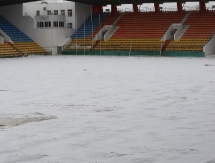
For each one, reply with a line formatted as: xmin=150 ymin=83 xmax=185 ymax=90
xmin=166 ymin=38 xmax=208 ymax=51
xmin=64 ymin=39 xmax=96 ymax=50
xmin=0 ymin=42 xmax=48 ymax=57
xmin=13 ymin=42 xmax=48 ymax=55
xmin=95 ymin=39 xmax=165 ymax=51
xmin=183 ymin=12 xmax=215 ymax=38
xmin=64 ymin=38 xmax=165 ymax=51
xmin=0 ymin=43 xmax=21 ymax=57
xmin=112 ymin=12 xmax=186 ymax=39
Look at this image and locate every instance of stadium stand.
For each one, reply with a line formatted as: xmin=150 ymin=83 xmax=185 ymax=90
xmin=13 ymin=42 xmax=48 ymax=55
xmin=95 ymin=12 xmax=186 ymax=51
xmin=0 ymin=43 xmax=20 ymax=57
xmin=72 ymin=13 xmax=108 ymax=38
xmin=166 ymin=11 xmax=215 ymax=51
xmin=66 ymin=13 xmax=114 ymax=51
xmin=89 ymin=13 xmax=121 ymax=38
xmin=0 ymin=15 xmax=32 ymax=42
xmin=64 ymin=38 xmax=96 ymax=51
xmin=0 ymin=15 xmax=48 ymax=57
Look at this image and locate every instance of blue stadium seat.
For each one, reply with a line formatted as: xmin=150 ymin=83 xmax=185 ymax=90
xmin=72 ymin=13 xmax=109 ymax=38
xmin=0 ymin=15 xmax=32 ymax=42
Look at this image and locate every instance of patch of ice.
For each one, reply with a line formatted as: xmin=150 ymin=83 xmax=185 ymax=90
xmin=0 ymin=113 xmax=57 ymax=127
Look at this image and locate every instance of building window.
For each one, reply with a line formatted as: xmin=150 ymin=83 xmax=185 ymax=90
xmin=36 ymin=11 xmax=40 ymax=16
xmin=53 ymin=21 xmax=58 ymax=27
xmin=37 ymin=22 xmax=44 ymax=28
xmin=59 ymin=22 xmax=64 ymax=27
xmin=54 ymin=10 xmax=58 ymax=15
xmin=68 ymin=10 xmax=72 ymax=17
xmin=45 ymin=22 xmax=51 ymax=27
xmin=47 ymin=10 xmax=51 ymax=15
xmin=61 ymin=10 xmax=65 ymax=15
xmin=68 ymin=23 xmax=72 ymax=29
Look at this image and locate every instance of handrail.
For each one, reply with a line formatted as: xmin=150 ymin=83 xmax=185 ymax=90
xmin=0 ymin=29 xmax=13 ymax=43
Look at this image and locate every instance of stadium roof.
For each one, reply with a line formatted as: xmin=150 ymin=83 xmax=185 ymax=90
xmin=0 ymin=0 xmax=206 ymax=6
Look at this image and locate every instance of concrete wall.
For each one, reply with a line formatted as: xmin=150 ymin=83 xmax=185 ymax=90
xmin=204 ymin=35 xmax=215 ymax=55
xmin=75 ymin=3 xmax=92 ymax=30
xmin=161 ymin=23 xmax=181 ymax=41
xmin=0 ymin=2 xmax=92 ymax=54
xmin=161 ymin=25 xmax=174 ymax=41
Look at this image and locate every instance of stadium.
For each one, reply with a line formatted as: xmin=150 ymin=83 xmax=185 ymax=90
xmin=1 ymin=1 xmax=215 ymax=163
xmin=1 ymin=0 xmax=215 ymax=57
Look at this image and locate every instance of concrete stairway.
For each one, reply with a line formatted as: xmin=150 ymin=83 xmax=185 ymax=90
xmin=181 ymin=12 xmax=191 ymax=24
xmin=175 ymin=25 xmax=189 ymax=40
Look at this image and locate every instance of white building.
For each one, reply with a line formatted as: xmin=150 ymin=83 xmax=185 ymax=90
xmin=0 ymin=0 xmax=92 ymax=54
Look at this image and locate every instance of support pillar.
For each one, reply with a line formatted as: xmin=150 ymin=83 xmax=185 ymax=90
xmin=133 ymin=3 xmax=138 ymax=13
xmin=154 ymin=2 xmax=160 ymax=12
xmin=93 ymin=5 xmax=99 ymax=14
xmin=199 ymin=1 xmax=206 ymax=12
xmin=98 ymin=5 xmax=103 ymax=13
xmin=111 ymin=4 xmax=117 ymax=14
xmin=177 ymin=2 xmax=183 ymax=12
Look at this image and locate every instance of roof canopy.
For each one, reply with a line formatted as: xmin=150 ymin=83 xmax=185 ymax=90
xmin=0 ymin=0 xmax=205 ymax=6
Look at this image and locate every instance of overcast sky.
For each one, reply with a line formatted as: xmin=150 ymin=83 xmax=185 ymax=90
xmin=103 ymin=2 xmax=215 ymax=11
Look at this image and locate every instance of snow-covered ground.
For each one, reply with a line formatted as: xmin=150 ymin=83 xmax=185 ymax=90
xmin=0 ymin=55 xmax=215 ymax=163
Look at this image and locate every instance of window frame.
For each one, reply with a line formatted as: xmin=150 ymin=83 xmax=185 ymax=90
xmin=47 ymin=10 xmax=51 ymax=15
xmin=59 ymin=21 xmax=65 ymax=28
xmin=53 ymin=21 xmax=59 ymax=27
xmin=45 ymin=21 xmax=51 ymax=28
xmin=37 ymin=22 xmax=44 ymax=28
xmin=36 ymin=10 xmax=40 ymax=16
xmin=68 ymin=23 xmax=72 ymax=29
xmin=61 ymin=10 xmax=65 ymax=15
xmin=54 ymin=10 xmax=58 ymax=15
xmin=67 ymin=10 xmax=72 ymax=17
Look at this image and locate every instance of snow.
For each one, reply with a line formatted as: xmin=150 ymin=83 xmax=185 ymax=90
xmin=0 ymin=55 xmax=215 ymax=163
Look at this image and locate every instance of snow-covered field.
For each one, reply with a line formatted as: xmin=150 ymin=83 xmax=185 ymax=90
xmin=0 ymin=55 xmax=215 ymax=163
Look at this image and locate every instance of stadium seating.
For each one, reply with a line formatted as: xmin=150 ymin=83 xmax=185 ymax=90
xmin=0 ymin=15 xmax=48 ymax=56
xmin=72 ymin=13 xmax=109 ymax=38
xmin=0 ymin=43 xmax=20 ymax=58
xmin=167 ymin=11 xmax=215 ymax=51
xmin=67 ymin=13 xmax=120 ymax=51
xmin=89 ymin=13 xmax=121 ymax=38
xmin=112 ymin=12 xmax=186 ymax=38
xmin=64 ymin=38 xmax=96 ymax=51
xmin=166 ymin=38 xmax=208 ymax=51
xmin=96 ymin=12 xmax=186 ymax=51
xmin=13 ymin=42 xmax=48 ymax=55
xmin=63 ymin=11 xmax=215 ymax=54
xmin=0 ymin=15 xmax=32 ymax=42
xmin=95 ymin=38 xmax=165 ymax=51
